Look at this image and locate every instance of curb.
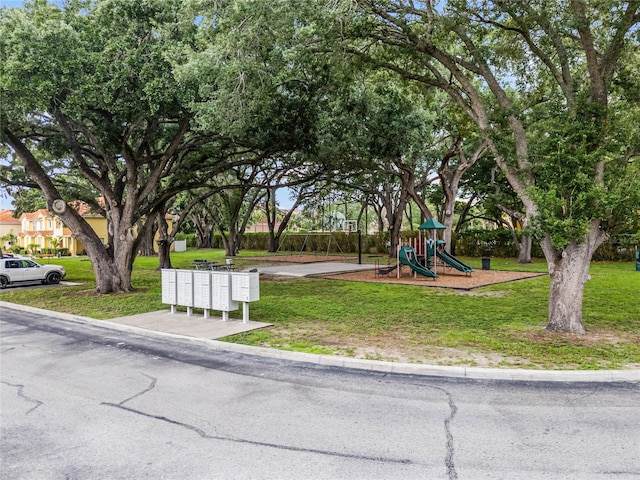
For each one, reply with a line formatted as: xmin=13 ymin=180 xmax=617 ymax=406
xmin=2 ymin=301 xmax=639 ymax=384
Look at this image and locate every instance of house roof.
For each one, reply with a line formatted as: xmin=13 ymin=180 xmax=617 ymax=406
xmin=69 ymin=200 xmax=105 ymax=217
xmin=0 ymin=209 xmax=21 ymax=224
xmin=19 ymin=200 xmax=175 ymax=223
xmin=18 ymin=230 xmax=54 ymax=237
xmin=20 ymin=209 xmax=52 ymax=221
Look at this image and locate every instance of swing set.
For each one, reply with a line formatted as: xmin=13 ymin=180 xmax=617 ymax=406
xmin=274 ymin=232 xmax=348 ymax=260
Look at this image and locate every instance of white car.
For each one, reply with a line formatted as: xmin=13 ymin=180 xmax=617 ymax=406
xmin=0 ymin=257 xmax=66 ymax=289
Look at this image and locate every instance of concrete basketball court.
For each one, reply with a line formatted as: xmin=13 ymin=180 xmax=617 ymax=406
xmin=256 ymin=261 xmax=376 ymax=277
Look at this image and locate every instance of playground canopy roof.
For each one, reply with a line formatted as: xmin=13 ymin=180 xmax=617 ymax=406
xmin=418 ymin=218 xmax=446 ymax=230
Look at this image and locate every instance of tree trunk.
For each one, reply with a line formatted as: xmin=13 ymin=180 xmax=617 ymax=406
xmin=220 ymin=226 xmax=242 ymax=257
xmin=517 ymin=235 xmax=532 ymax=264
xmin=266 ymin=186 xmax=302 ymax=253
xmin=373 ymin=204 xmax=385 ymax=232
xmin=266 ymin=187 xmax=279 ymax=252
xmin=156 ymin=211 xmax=173 ymax=270
xmin=157 ymin=240 xmax=172 ymax=269
xmin=137 ymin=214 xmax=158 ymax=257
xmin=440 ymin=170 xmax=457 ymax=253
xmin=111 ymin=224 xmax=135 ymax=292
xmin=268 ymin=234 xmax=279 ymax=253
xmin=90 ymin=247 xmax=124 ymax=294
xmin=221 ymin=234 xmax=235 ymax=256
xmin=442 ymin=207 xmax=455 ymax=253
xmin=193 ymin=219 xmax=212 ymax=248
xmin=386 ymin=192 xmax=410 ymax=258
xmin=541 ymin=224 xmax=606 ymax=333
xmin=546 ymin=246 xmax=590 ymax=334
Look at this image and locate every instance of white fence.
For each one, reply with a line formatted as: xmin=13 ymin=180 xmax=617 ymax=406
xmin=162 ymin=269 xmax=260 ymax=323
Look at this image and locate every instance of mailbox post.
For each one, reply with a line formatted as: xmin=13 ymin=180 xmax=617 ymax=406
xmin=231 ymin=271 xmax=260 ymax=323
xmin=176 ymin=270 xmax=194 ymax=316
xmin=161 ymin=269 xmax=259 ymax=322
xmin=211 ymin=271 xmax=238 ymax=321
xmin=161 ymin=269 xmax=178 ymax=313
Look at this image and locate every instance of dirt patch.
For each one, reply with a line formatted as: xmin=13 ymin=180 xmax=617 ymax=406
xmin=316 ymin=266 xmax=546 ymax=290
xmin=65 ymin=288 xmax=149 ymax=297
xmin=517 ymin=328 xmax=640 ymax=347
xmin=260 ymin=324 xmax=533 ymax=367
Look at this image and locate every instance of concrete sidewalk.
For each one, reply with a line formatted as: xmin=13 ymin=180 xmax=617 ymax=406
xmin=108 ymin=310 xmax=271 ymax=340
xmin=257 ymin=261 xmax=376 ymax=277
xmin=3 ymin=300 xmax=639 ymax=383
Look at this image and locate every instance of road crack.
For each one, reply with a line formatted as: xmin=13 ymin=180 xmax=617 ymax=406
xmin=428 ymin=386 xmax=458 ymax=480
xmin=1 ymin=380 xmax=43 ymax=414
xmin=442 ymin=389 xmax=458 ymax=480
xmin=101 ymin=373 xmax=413 ymax=466
xmin=115 ymin=373 xmax=157 ymax=406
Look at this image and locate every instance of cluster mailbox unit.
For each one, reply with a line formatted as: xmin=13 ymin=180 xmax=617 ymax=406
xmin=161 ymin=269 xmax=260 ymax=323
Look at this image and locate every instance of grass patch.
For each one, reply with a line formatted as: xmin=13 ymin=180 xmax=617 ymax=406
xmin=1 ymin=251 xmax=638 ymax=369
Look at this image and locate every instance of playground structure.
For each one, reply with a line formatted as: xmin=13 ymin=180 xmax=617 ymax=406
xmin=381 ymin=217 xmax=474 ymax=280
xmin=395 ymin=239 xmax=474 ymax=279
xmin=398 ymin=245 xmax=437 ymax=278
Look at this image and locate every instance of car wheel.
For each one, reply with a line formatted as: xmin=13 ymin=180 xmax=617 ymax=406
xmin=0 ymin=276 xmax=7 ymax=289
xmin=46 ymin=272 xmax=61 ymax=284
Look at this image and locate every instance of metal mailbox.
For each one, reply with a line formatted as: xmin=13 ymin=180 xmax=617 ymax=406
xmin=176 ymin=269 xmax=194 ymax=315
xmin=161 ymin=269 xmax=177 ymax=306
xmin=230 ymin=271 xmax=260 ymax=302
xmin=161 ymin=268 xmax=259 ymax=322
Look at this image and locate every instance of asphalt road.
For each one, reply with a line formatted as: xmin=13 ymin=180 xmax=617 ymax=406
xmin=1 ymin=307 xmax=639 ymax=480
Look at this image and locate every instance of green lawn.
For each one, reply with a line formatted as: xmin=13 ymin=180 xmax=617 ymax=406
xmin=2 ymin=250 xmax=639 ymax=370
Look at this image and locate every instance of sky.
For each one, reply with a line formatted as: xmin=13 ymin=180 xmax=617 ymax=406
xmin=1 ymin=1 xmax=66 ymax=8
xmin=0 ymin=195 xmax=13 ymax=210
xmin=1 ymin=1 xmax=65 ymax=6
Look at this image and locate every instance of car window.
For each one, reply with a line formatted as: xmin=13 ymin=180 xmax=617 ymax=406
xmin=5 ymin=260 xmax=20 ymax=269
xmin=21 ymin=260 xmax=38 ymax=268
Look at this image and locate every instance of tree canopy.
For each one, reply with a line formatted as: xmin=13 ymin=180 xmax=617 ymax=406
xmin=2 ymin=0 xmax=638 ymax=335
xmin=340 ymin=0 xmax=640 ymax=332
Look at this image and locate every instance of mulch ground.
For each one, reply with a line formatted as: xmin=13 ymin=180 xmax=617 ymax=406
xmin=245 ymin=254 xmax=547 ymax=289
xmin=316 ymin=266 xmax=547 ymax=290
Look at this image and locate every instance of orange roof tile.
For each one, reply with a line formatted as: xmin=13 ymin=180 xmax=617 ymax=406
xmin=68 ymin=200 xmax=105 ymax=217
xmin=0 ymin=210 xmax=21 ymax=224
xmin=18 ymin=230 xmax=54 ymax=237
xmin=20 ymin=209 xmax=51 ymax=221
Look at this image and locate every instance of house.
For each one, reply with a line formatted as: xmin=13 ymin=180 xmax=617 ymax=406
xmin=18 ymin=208 xmax=80 ymax=255
xmin=249 ymin=221 xmax=281 ymax=233
xmin=0 ymin=209 xmax=21 ymax=250
xmin=14 ymin=202 xmax=174 ymax=256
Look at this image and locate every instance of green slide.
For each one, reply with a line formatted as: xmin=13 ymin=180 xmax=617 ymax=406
xmin=398 ymin=246 xmax=438 ymax=278
xmin=436 ymin=249 xmax=474 ymax=274
xmin=426 ymin=239 xmax=473 ymax=274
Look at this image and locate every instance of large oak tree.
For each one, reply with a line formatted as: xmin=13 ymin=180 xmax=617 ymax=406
xmin=1 ymin=0 xmax=211 ymax=292
xmin=346 ymin=0 xmax=640 ymax=333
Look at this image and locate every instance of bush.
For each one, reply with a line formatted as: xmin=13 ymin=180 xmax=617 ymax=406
xmin=454 ymin=229 xmax=637 ymax=260
xmin=242 ymin=233 xmax=270 ymax=250
xmin=454 ymin=229 xmax=520 ymax=257
xmin=180 ymin=227 xmax=637 ymax=260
